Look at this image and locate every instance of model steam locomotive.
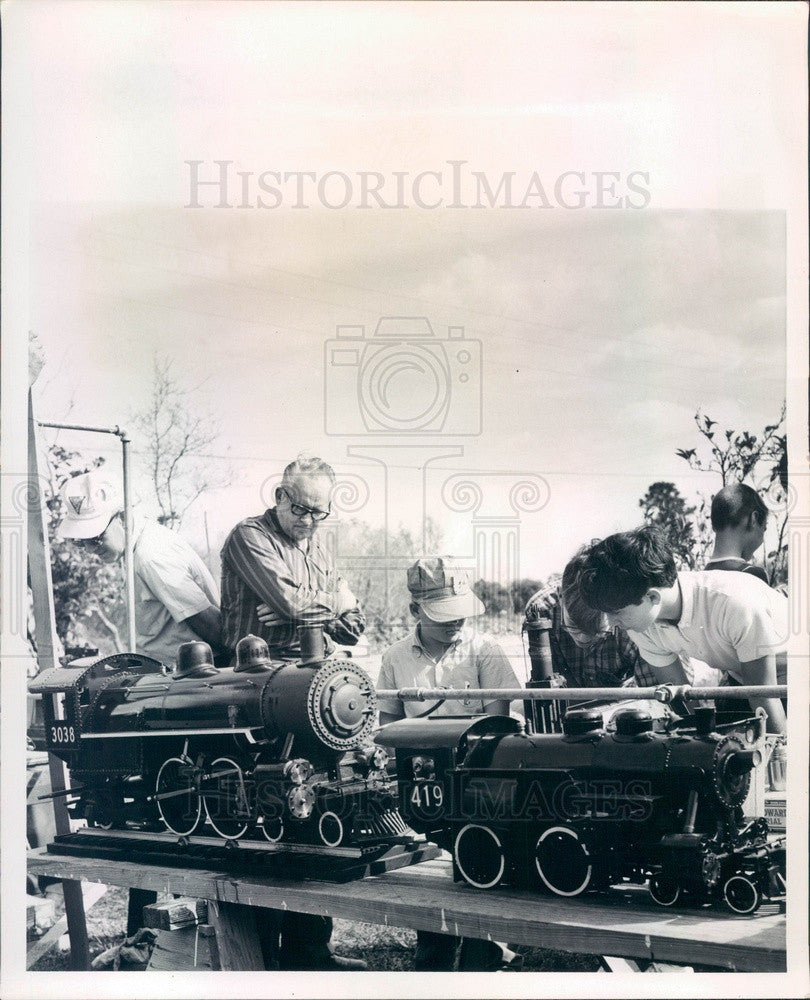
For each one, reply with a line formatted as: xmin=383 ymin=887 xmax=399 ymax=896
xmin=30 ymin=627 xmax=409 ymax=851
xmin=375 ymin=706 xmax=786 ymax=915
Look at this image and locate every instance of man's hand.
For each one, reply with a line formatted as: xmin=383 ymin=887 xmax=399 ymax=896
xmin=524 ymin=587 xmax=559 ymax=623
xmin=256 ymin=602 xmax=286 ymax=628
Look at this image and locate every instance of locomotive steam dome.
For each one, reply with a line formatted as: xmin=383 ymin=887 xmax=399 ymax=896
xmin=175 ymin=641 xmax=217 ymax=678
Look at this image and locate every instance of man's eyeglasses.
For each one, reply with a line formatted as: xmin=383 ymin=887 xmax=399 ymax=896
xmin=281 ymin=488 xmax=331 ymax=522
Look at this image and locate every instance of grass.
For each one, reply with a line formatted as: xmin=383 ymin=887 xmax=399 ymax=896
xmin=29 ymin=885 xmax=601 ymax=973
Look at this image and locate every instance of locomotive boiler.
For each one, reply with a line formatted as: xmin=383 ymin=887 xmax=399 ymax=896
xmin=375 ymin=706 xmax=786 ymax=915
xmin=31 ymin=628 xmax=409 ymax=852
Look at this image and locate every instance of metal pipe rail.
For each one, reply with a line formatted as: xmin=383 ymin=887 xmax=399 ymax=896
xmin=375 ymin=684 xmax=787 ymax=703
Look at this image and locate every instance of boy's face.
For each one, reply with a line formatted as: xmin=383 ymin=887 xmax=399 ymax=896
xmin=605 ymin=591 xmax=661 ymax=633
xmin=414 ymin=605 xmax=467 ymax=648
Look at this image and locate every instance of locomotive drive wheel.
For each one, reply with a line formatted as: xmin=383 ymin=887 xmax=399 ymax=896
xmin=648 ymin=873 xmax=681 ymax=907
xmin=723 ymin=874 xmax=762 ymax=915
xmin=203 ymin=757 xmax=251 ymax=840
xmin=156 ymin=757 xmax=201 ymax=837
xmin=454 ymin=824 xmax=506 ymax=889
xmin=318 ymin=810 xmax=346 ymax=848
xmin=534 ymin=826 xmax=593 ymax=897
xmin=261 ymin=817 xmax=284 ymax=843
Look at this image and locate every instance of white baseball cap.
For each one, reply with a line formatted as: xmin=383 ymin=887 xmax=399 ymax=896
xmin=57 ymin=471 xmax=122 ymax=540
xmin=407 ymin=556 xmax=484 ymax=622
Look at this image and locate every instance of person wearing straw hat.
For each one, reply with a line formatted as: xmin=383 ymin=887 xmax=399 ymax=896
xmin=56 ymin=470 xmax=225 ymax=665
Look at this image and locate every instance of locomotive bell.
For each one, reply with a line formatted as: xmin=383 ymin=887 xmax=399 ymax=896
xmin=614 ymin=707 xmax=653 ymax=736
xmin=175 ymin=641 xmax=218 ymax=678
xmin=234 ymin=634 xmax=275 ymax=673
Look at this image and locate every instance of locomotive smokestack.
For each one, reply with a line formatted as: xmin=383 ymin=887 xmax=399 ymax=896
xmin=522 ymin=616 xmax=562 ymax=734
xmin=298 ymin=624 xmax=326 ymax=663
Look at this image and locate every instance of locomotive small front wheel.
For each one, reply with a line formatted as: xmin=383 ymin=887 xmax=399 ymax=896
xmin=723 ymin=874 xmax=762 ymax=915
xmin=454 ymin=824 xmax=505 ymax=889
xmin=203 ymin=757 xmax=251 ymax=840
xmin=649 ymin=873 xmax=681 ymax=907
xmin=534 ymin=826 xmax=593 ymax=897
xmin=318 ymin=811 xmax=345 ymax=848
xmin=156 ymin=757 xmax=201 ymax=837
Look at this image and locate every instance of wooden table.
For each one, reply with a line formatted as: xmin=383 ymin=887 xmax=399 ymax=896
xmin=27 ymin=847 xmax=786 ymax=972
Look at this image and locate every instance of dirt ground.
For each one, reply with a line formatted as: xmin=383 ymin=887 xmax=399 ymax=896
xmin=29 ymin=884 xmax=601 ymax=973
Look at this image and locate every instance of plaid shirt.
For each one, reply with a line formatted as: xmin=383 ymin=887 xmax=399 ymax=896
xmin=525 ymin=583 xmax=657 ymax=688
xmin=220 ymin=508 xmax=364 ymax=659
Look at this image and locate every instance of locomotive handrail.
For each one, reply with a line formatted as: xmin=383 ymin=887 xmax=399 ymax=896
xmin=375 ymin=684 xmax=787 ymax=702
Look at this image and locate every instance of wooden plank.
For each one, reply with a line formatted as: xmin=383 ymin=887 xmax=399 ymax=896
xmin=206 ymin=900 xmax=265 ymax=971
xmin=27 ymin=849 xmax=786 ymax=972
xmin=27 ymin=392 xmax=90 ymax=971
xmin=126 ymin=887 xmax=158 ymax=935
xmin=26 ymin=882 xmax=108 ymax=969
xmin=143 ymin=897 xmax=208 ymax=930
xmin=146 ymin=925 xmax=215 ymax=971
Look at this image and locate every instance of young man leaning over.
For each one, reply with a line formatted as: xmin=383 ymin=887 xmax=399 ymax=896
xmin=377 ymin=557 xmax=521 ymax=972
xmin=578 ymin=526 xmax=787 ymax=735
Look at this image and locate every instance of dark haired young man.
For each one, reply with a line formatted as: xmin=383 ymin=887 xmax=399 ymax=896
xmin=579 ymin=526 xmax=787 ymax=734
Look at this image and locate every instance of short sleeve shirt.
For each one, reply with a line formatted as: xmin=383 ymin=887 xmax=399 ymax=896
xmin=628 ymin=571 xmax=788 ymax=682
xmin=377 ymin=626 xmax=521 ymax=718
xmin=133 ymin=517 xmax=220 ymax=665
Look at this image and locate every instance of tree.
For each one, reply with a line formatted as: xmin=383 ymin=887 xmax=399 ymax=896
xmin=330 ymin=517 xmax=443 ymax=651
xmin=638 ymin=481 xmax=697 ymax=570
xmin=676 ymin=405 xmax=787 ymax=585
xmin=130 ymin=355 xmax=233 ymax=529
xmin=509 ymin=578 xmax=545 ymax=614
xmin=45 ymin=445 xmax=126 ymax=653
xmin=473 ymin=579 xmax=511 ymax=615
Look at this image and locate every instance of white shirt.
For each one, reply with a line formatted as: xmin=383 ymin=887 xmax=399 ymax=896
xmin=133 ymin=516 xmax=220 ymax=665
xmin=628 ymin=571 xmax=788 ymax=682
xmin=377 ymin=625 xmax=521 ymax=718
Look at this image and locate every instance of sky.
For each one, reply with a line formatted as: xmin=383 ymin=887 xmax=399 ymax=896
xmin=11 ymin=0 xmax=803 ymax=584
xmin=2 ymin=5 xmax=808 ymax=998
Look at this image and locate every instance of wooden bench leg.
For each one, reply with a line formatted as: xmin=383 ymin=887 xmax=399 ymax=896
xmin=207 ymin=901 xmax=265 ymax=971
xmin=127 ymin=888 xmax=158 ymax=936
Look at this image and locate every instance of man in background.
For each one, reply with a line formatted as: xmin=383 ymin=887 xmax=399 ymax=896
xmin=57 ymin=470 xmax=224 ymax=665
xmin=705 ymin=483 xmax=770 ymax=583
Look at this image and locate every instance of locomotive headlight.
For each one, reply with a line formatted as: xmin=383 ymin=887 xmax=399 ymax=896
xmin=287 ymin=785 xmax=316 ymax=819
xmin=411 ymin=755 xmax=435 ymax=780
xmin=284 ymin=758 xmax=314 ymax=785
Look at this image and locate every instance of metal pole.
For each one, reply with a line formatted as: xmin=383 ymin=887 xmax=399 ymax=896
xmin=120 ymin=431 xmax=136 ymax=651
xmin=375 ymin=684 xmax=788 ymax=703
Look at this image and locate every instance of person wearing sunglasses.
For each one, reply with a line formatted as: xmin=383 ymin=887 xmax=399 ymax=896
xmin=219 ymin=452 xmax=366 ymax=971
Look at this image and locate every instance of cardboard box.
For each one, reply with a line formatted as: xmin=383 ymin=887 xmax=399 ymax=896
xmin=764 ymin=791 xmax=786 ymax=833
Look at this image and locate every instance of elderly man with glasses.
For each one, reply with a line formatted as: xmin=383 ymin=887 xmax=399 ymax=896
xmin=219 ymin=452 xmax=367 ymax=971
xmin=220 ymin=452 xmax=364 ymax=662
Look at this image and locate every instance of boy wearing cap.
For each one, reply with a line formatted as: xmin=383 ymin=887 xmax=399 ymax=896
xmin=56 ymin=470 xmax=225 ymax=665
xmin=377 ymin=557 xmax=521 ymax=972
xmin=377 ymin=557 xmax=521 ymax=725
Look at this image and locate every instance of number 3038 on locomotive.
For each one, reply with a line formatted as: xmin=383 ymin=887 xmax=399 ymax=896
xmin=29 ymin=632 xmax=410 ymax=852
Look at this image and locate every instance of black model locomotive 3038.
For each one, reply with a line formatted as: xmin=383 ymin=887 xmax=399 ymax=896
xmin=375 ymin=706 xmax=786 ymax=915
xmin=30 ymin=628 xmax=413 ymax=863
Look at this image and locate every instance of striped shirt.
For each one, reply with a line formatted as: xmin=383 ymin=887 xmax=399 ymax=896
xmin=220 ymin=508 xmax=363 ymax=658
xmin=525 ymin=583 xmax=657 ymax=688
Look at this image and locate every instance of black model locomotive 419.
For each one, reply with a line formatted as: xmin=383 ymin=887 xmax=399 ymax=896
xmin=31 ymin=628 xmax=411 ymax=857
xmin=375 ymin=706 xmax=786 ymax=915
